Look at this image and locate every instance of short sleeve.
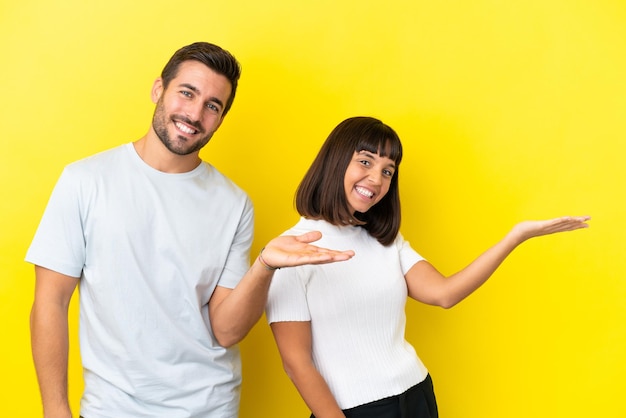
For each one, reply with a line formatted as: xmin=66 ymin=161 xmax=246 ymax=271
xmin=395 ymin=232 xmax=425 ymax=275
xmin=216 ymin=195 xmax=254 ymax=289
xmin=25 ymin=167 xmax=86 ymax=278
xmin=265 ymin=266 xmax=312 ymax=324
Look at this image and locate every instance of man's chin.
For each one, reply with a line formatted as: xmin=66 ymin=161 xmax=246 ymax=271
xmin=167 ymin=136 xmax=211 ymax=156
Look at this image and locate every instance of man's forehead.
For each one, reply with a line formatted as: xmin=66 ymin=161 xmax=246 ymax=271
xmin=170 ymin=62 xmax=232 ymax=95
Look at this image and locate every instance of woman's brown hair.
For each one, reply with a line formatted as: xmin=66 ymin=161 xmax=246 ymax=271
xmin=296 ymin=116 xmax=403 ymax=246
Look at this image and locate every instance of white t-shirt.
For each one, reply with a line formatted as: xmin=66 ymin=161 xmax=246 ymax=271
xmin=26 ymin=143 xmax=254 ymax=418
xmin=266 ymin=217 xmax=429 ymax=410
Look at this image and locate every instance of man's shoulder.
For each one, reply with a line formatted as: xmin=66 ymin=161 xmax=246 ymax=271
xmin=201 ymin=162 xmax=250 ymax=199
xmin=63 ymin=144 xmax=130 ymax=175
xmin=70 ymin=143 xmax=128 ymax=165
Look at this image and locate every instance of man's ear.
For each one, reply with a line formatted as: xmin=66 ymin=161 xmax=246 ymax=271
xmin=151 ymin=78 xmax=164 ymax=104
xmin=215 ymin=116 xmax=225 ymax=131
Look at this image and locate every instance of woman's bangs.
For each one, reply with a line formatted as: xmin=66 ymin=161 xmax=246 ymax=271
xmin=356 ymin=131 xmax=403 ymax=165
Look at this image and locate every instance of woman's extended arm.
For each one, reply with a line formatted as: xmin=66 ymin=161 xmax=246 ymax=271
xmin=405 ymin=216 xmax=590 ymax=308
xmin=270 ymin=321 xmax=345 ymax=418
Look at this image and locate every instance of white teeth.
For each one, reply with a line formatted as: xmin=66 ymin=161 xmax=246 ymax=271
xmin=176 ymin=122 xmax=196 ymax=134
xmin=356 ymin=186 xmax=374 ymax=198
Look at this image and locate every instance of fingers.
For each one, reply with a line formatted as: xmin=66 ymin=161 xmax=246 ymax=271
xmin=294 ymin=251 xmax=354 ymax=266
xmin=555 ymin=215 xmax=591 ymax=224
xmin=550 ymin=215 xmax=591 ymax=232
xmin=270 ymin=247 xmax=355 ymax=268
xmin=291 ymin=246 xmax=355 ymax=260
xmin=294 ymin=230 xmax=323 ymax=244
xmin=261 ymin=233 xmax=355 ymax=269
xmin=511 ymin=215 xmax=590 ymax=241
xmin=530 ymin=215 xmax=591 ymax=237
xmin=294 ymin=232 xmax=356 ymax=258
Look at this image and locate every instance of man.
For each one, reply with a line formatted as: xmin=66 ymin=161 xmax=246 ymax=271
xmin=27 ymin=42 xmax=354 ymax=418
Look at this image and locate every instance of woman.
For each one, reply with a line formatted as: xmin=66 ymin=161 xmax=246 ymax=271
xmin=263 ymin=116 xmax=589 ymax=418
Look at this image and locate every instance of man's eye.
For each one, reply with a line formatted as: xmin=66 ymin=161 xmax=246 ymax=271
xmin=206 ymin=103 xmax=219 ymax=111
xmin=181 ymin=91 xmax=192 ymax=97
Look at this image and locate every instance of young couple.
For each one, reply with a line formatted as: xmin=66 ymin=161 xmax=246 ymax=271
xmin=28 ymin=41 xmax=589 ymax=418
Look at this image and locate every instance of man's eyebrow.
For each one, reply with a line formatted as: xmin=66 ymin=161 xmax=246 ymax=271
xmin=179 ymin=83 xmax=200 ymax=94
xmin=209 ymin=96 xmax=225 ymax=109
xmin=179 ymin=83 xmax=225 ymax=109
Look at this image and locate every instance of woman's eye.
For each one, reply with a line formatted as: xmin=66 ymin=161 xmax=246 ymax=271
xmin=383 ymin=169 xmax=394 ymax=177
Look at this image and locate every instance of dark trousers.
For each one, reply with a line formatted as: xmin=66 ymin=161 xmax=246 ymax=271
xmin=311 ymin=374 xmax=438 ymax=418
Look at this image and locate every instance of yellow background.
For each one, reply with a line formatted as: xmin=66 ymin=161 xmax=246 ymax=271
xmin=1 ymin=1 xmax=624 ymax=417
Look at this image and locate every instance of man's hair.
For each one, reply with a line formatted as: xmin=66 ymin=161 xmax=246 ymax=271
xmin=160 ymin=42 xmax=241 ymax=115
xmin=296 ymin=116 xmax=404 ymax=246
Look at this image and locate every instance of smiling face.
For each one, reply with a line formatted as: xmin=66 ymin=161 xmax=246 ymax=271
xmin=344 ymin=150 xmax=397 ymax=215
xmin=151 ymin=60 xmax=232 ymax=156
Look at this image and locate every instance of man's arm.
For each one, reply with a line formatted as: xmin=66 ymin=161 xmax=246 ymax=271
xmin=209 ymin=231 xmax=354 ymax=347
xmin=30 ymin=266 xmax=79 ymax=418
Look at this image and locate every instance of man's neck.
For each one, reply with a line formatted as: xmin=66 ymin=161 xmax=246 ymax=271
xmin=133 ymin=132 xmax=202 ymax=173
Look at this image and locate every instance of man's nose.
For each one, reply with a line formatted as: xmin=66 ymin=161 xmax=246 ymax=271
xmin=185 ymin=101 xmax=204 ymax=121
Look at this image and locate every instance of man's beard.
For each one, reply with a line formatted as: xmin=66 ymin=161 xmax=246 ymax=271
xmin=152 ymin=100 xmax=213 ymax=156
